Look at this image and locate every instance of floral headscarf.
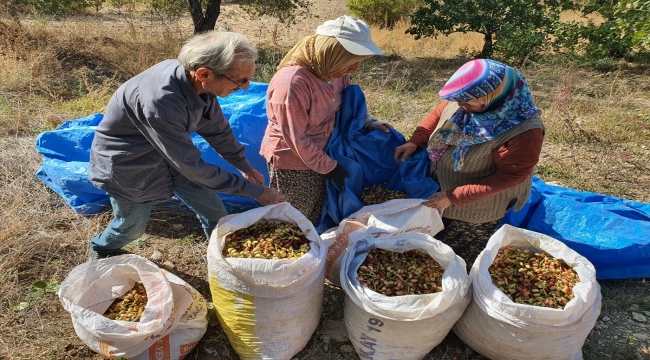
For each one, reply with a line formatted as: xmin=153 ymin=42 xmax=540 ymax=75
xmin=277 ymin=35 xmax=369 ymax=80
xmin=427 ymin=59 xmax=541 ymax=171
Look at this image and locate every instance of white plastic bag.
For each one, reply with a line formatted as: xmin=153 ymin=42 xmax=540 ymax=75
xmin=322 ymin=199 xmax=444 ymax=287
xmin=453 ymin=224 xmax=602 ymax=360
xmin=59 ymin=254 xmax=208 ymax=359
xmin=341 ymin=232 xmax=471 ymax=360
xmin=207 ymin=202 xmax=327 ymax=360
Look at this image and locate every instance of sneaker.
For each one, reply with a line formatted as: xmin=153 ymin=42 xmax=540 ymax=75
xmin=86 ymin=245 xmax=129 ymax=262
xmin=86 ymin=247 xmax=101 ymax=262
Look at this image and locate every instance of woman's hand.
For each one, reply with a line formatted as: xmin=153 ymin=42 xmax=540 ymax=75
xmin=364 ymin=114 xmax=392 ymax=133
xmin=394 ymin=142 xmax=418 ymax=163
xmin=422 ymin=192 xmax=452 ymax=214
xmin=243 ymin=169 xmax=265 ymax=185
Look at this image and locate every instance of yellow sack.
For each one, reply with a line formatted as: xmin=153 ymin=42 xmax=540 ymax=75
xmin=207 ymin=202 xmax=327 ymax=360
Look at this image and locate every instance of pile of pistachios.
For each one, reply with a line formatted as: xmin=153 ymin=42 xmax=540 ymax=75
xmin=103 ymin=282 xmax=148 ymax=322
xmin=222 ymin=220 xmax=310 ymax=259
xmin=489 ymin=246 xmax=580 ymax=309
xmin=360 ymin=183 xmax=408 ymax=206
xmin=357 ymin=248 xmax=445 ymax=296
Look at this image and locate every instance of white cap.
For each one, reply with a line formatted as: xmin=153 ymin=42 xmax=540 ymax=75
xmin=315 ymin=15 xmax=383 ymax=56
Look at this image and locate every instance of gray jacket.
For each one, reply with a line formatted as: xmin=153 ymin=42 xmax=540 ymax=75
xmin=89 ymin=59 xmax=265 ymax=203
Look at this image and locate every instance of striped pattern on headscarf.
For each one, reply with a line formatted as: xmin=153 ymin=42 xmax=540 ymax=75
xmin=427 ymin=59 xmax=541 ymax=171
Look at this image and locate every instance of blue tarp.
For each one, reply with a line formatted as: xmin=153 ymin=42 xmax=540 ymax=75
xmin=34 ymin=82 xmax=650 ymax=280
xmin=502 ymin=177 xmax=650 ymax=280
xmin=316 ymin=85 xmax=438 ymax=233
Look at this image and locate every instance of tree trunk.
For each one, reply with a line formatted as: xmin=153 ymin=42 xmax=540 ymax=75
xmin=480 ymin=32 xmax=494 ymax=58
xmin=187 ymin=0 xmax=222 ymax=34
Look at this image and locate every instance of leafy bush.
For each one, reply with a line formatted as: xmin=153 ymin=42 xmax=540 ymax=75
xmin=239 ymin=0 xmax=312 ymax=25
xmin=347 ymin=0 xmax=420 ymax=28
xmin=491 ymin=23 xmax=548 ymax=65
xmin=149 ymin=0 xmax=186 ymax=22
xmin=553 ymin=0 xmax=650 ymax=62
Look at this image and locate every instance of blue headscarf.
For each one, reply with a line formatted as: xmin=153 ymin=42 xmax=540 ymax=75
xmin=427 ymin=59 xmax=540 ymax=171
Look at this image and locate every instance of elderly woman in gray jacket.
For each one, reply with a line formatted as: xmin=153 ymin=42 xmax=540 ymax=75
xmin=87 ymin=31 xmax=285 ymax=260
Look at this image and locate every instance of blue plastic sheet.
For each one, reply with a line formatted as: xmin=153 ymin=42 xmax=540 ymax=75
xmin=502 ymin=177 xmax=650 ymax=279
xmin=314 ymin=85 xmax=438 ymax=233
xmin=35 ymin=113 xmax=110 ymax=214
xmin=387 ymin=147 xmax=439 ymax=199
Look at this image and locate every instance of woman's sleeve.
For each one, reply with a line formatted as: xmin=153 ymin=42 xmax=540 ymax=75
xmin=446 ymin=128 xmax=545 ymax=206
xmin=408 ymin=100 xmax=450 ymax=148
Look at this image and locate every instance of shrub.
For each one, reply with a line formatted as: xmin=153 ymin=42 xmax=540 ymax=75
xmin=553 ymin=0 xmax=650 ymax=62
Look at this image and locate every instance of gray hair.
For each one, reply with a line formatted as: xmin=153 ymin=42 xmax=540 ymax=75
xmin=177 ymin=31 xmax=258 ymax=74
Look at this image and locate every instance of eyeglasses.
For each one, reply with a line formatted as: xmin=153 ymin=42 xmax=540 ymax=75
xmin=219 ymin=73 xmax=252 ymax=91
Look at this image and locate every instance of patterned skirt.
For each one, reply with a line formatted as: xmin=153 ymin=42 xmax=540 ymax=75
xmin=267 ymin=162 xmax=327 ymax=224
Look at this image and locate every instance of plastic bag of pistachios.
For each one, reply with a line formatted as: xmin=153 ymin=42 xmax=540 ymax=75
xmin=322 ymin=198 xmax=444 ymax=287
xmin=59 ymin=254 xmax=208 ymax=359
xmin=340 ymin=232 xmax=471 ymax=360
xmin=207 ymin=202 xmax=327 ymax=360
xmin=453 ymin=224 xmax=602 ymax=360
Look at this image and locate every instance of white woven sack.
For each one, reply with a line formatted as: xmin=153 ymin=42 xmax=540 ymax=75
xmin=322 ymin=199 xmax=444 ymax=287
xmin=453 ymin=224 xmax=602 ymax=360
xmin=207 ymin=202 xmax=327 ymax=360
xmin=59 ymin=254 xmax=208 ymax=359
xmin=341 ymin=232 xmax=471 ymax=360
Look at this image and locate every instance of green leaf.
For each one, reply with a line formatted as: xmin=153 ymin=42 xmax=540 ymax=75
xmin=32 ymin=280 xmax=47 ymax=289
xmin=29 ymin=289 xmax=44 ymax=298
xmin=45 ymin=283 xmax=61 ymax=293
xmin=10 ymin=301 xmax=29 ymax=311
xmin=643 ymin=311 xmax=650 ymax=317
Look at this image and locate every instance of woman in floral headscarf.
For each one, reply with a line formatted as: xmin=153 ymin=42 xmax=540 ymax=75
xmin=394 ymin=59 xmax=545 ymax=269
xmin=260 ymin=16 xmax=388 ymax=223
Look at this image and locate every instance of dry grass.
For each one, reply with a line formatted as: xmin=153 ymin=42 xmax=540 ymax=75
xmin=0 ymin=2 xmax=649 ymax=359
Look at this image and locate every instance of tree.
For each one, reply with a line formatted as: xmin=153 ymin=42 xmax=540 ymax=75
xmin=406 ymin=0 xmax=567 ymax=64
xmin=187 ymin=0 xmax=311 ymax=34
xmin=188 ymin=0 xmax=221 ymax=33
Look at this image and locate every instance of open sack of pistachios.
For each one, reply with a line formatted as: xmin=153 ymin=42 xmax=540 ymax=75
xmin=453 ymin=224 xmax=602 ymax=360
xmin=321 ymin=198 xmax=444 ymax=287
xmin=207 ymin=202 xmax=327 ymax=360
xmin=59 ymin=254 xmax=208 ymax=359
xmin=340 ymin=232 xmax=471 ymax=360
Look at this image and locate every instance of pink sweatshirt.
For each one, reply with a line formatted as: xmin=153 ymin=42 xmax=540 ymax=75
xmin=260 ymin=66 xmax=350 ymax=174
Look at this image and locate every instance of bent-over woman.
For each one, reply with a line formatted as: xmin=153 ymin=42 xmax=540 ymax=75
xmin=394 ymin=59 xmax=545 ymax=268
xmin=260 ymin=15 xmax=387 ymax=223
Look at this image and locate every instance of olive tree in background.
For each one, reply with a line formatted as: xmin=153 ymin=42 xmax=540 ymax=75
xmin=187 ymin=0 xmax=221 ymax=33
xmin=406 ymin=0 xmax=568 ymax=64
